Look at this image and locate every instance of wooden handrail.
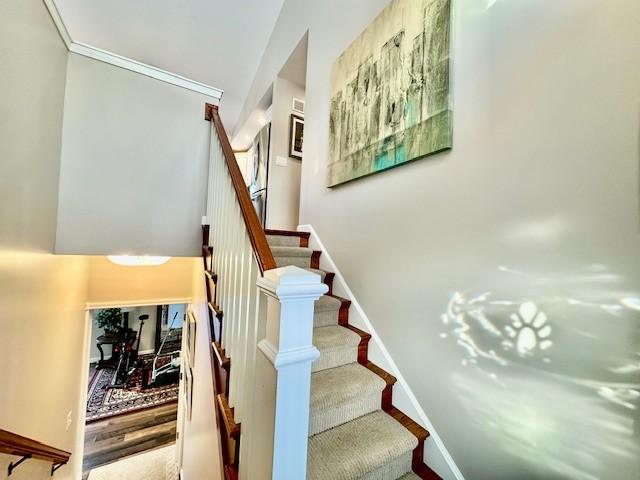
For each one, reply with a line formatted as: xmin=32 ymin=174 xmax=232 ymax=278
xmin=0 ymin=429 xmax=71 ymax=464
xmin=205 ymin=104 xmax=277 ymax=274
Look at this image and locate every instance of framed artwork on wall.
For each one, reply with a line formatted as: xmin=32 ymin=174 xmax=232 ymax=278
xmin=289 ymin=114 xmax=304 ymax=160
xmin=327 ymin=0 xmax=453 ymax=187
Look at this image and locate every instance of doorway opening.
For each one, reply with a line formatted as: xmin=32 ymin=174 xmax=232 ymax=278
xmin=234 ymin=32 xmax=308 ymax=231
xmin=82 ymin=304 xmax=186 ymax=480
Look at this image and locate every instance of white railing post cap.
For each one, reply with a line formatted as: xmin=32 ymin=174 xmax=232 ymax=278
xmin=258 ymin=265 xmax=328 ymax=300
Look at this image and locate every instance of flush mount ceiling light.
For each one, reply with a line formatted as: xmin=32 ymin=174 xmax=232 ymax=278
xmin=107 ymin=255 xmax=171 ymax=267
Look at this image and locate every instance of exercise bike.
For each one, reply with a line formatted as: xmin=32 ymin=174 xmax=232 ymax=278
xmin=108 ymin=314 xmax=148 ymax=389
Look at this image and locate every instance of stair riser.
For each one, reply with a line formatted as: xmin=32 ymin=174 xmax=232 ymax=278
xmin=274 ymin=256 xmax=311 ymax=268
xmin=312 ymin=346 xmax=358 ymax=372
xmin=361 ymin=451 xmax=413 ymax=480
xmin=314 ymin=309 xmax=339 ymax=328
xmin=310 ymin=392 xmax=381 ymax=436
xmin=267 ymin=235 xmax=301 ymax=247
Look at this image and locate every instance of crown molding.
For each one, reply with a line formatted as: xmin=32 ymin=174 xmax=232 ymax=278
xmin=43 ymin=0 xmax=224 ymax=100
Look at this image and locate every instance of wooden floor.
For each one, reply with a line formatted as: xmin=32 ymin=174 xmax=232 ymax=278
xmin=82 ymin=402 xmax=178 ymax=479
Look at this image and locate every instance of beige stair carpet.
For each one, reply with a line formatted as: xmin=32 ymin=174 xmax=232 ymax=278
xmin=87 ymin=445 xmax=178 ymax=480
xmin=268 ymin=235 xmax=422 ymax=479
xmin=307 ymin=411 xmax=418 ymax=479
xmin=314 ymin=295 xmax=342 ymax=327
xmin=310 ymin=363 xmax=386 ymax=435
xmin=266 ymin=234 xmax=302 ymax=247
xmin=312 ymin=325 xmax=360 ymax=372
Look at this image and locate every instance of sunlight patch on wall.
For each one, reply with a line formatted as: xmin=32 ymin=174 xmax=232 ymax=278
xmin=439 ymin=263 xmax=640 ymax=479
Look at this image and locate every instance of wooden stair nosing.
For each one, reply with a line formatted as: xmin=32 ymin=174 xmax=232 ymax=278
xmin=327 ymin=293 xmax=351 ymax=325
xmin=265 ymin=229 xmax=310 ymax=248
xmin=205 ymin=269 xmax=218 ymax=284
xmin=310 ymin=250 xmax=322 ymax=269
xmin=342 ymin=324 xmax=371 ymax=364
xmin=202 ymin=225 xmax=210 ymax=246
xmin=208 ymin=302 xmax=224 ymax=319
xmin=216 ymin=392 xmax=241 ymax=472
xmin=413 ymin=463 xmax=443 ymax=480
xmin=386 ymin=405 xmax=435 ymax=479
xmin=322 ymin=271 xmax=335 ymax=295
xmin=217 ymin=394 xmax=241 ymax=439
xmin=212 ymin=341 xmax=231 ymax=371
xmin=202 ymin=245 xmax=213 ymax=269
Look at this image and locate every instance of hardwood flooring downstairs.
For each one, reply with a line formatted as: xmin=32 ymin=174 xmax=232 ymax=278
xmin=82 ymin=402 xmax=178 ymax=480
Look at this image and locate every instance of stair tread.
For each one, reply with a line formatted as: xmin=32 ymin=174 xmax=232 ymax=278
xmin=315 ymin=294 xmax=342 ymax=312
xmin=306 ymin=268 xmax=330 ymax=280
xmin=271 ymin=245 xmax=314 ymax=257
xmin=307 ymin=410 xmax=418 ymax=479
xmin=313 ymin=325 xmax=360 ymax=351
xmin=312 ymin=325 xmax=360 ymax=372
xmin=311 ymin=363 xmax=386 ymax=413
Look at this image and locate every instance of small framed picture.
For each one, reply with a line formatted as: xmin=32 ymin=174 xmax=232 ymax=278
xmin=186 ymin=311 xmax=196 ymax=368
xmin=289 ymin=114 xmax=304 ymax=160
xmin=185 ymin=366 xmax=193 ymax=420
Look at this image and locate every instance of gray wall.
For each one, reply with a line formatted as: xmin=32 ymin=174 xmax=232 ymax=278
xmin=236 ymin=1 xmax=640 ymax=479
xmin=0 ymin=0 xmax=68 ymax=252
xmin=266 ymin=76 xmax=304 ymax=230
xmin=56 ymin=54 xmax=214 ymax=257
xmin=0 ymin=2 xmax=89 ymax=479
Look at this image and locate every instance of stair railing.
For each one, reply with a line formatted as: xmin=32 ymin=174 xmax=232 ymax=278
xmin=204 ymin=104 xmax=327 ymax=479
xmin=0 ymin=429 xmax=70 ymax=477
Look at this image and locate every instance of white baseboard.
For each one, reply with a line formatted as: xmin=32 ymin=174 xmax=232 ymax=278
xmin=298 ymin=224 xmax=465 ymax=480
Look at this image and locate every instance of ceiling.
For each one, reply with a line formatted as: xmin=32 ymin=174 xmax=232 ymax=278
xmin=53 ymin=0 xmax=285 ymax=131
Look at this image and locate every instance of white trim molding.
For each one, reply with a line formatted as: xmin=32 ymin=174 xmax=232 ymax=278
xmin=298 ymin=224 xmax=465 ymax=480
xmin=85 ymin=297 xmax=192 ymax=310
xmin=42 ymin=0 xmax=224 ymax=100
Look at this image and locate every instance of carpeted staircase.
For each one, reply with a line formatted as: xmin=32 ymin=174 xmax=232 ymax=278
xmin=266 ymin=230 xmax=441 ymax=480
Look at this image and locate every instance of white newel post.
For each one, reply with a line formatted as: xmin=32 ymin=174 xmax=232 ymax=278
xmin=257 ymin=266 xmax=328 ymax=480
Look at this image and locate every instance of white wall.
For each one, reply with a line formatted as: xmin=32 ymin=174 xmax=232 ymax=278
xmin=266 ymin=77 xmax=304 ymax=230
xmin=0 ymin=2 xmax=89 ymax=479
xmin=0 ymin=0 xmax=68 ymax=253
xmin=237 ymin=1 xmax=640 ymax=479
xmin=55 ymin=53 xmax=215 ymax=257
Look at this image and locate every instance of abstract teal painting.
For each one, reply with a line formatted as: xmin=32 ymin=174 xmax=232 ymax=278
xmin=327 ymin=0 xmax=452 ymax=187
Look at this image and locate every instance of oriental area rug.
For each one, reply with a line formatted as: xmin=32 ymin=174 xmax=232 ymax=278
xmin=86 ymin=354 xmax=179 ymax=422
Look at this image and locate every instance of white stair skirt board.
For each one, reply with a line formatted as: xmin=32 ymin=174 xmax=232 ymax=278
xmin=87 ymin=444 xmax=178 ymax=480
xmin=298 ymin=224 xmax=465 ymax=480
